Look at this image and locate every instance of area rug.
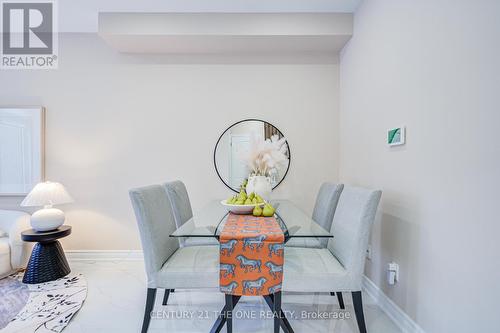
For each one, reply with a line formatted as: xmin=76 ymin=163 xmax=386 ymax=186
xmin=0 ymin=273 xmax=87 ymax=332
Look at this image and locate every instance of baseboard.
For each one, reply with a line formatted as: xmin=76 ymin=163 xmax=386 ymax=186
xmin=66 ymin=250 xmax=143 ymax=261
xmin=362 ymin=276 xmax=425 ymax=333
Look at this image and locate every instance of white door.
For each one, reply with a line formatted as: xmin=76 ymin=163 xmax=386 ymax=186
xmin=229 ymin=135 xmax=250 ymax=189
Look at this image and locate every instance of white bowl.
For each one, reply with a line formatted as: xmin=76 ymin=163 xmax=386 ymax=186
xmin=220 ymin=200 xmax=265 ymax=215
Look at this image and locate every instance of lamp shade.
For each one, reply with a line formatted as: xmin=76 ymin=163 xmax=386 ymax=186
xmin=21 ymin=181 xmax=74 ymax=207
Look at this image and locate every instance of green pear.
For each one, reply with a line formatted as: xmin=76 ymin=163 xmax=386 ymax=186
xmin=263 ymin=203 xmax=275 ymax=217
xmin=248 ymin=192 xmax=255 ymax=200
xmin=252 ymin=197 xmax=257 ymax=204
xmin=235 ymin=199 xmax=245 ymax=205
xmin=253 ymin=205 xmax=263 ymax=217
xmin=227 ymin=196 xmax=234 ymax=203
xmin=255 ymin=195 xmax=263 ymax=204
xmin=244 ymin=198 xmax=252 ymax=205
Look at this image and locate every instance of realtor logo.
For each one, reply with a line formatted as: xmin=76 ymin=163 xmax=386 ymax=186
xmin=1 ymin=0 xmax=58 ymax=69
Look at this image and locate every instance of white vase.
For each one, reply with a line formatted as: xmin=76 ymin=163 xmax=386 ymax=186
xmin=247 ymin=175 xmax=272 ymax=201
xmin=245 ymin=175 xmax=255 ymax=194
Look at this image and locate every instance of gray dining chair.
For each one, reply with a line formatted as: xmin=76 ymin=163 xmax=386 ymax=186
xmin=129 ymin=184 xmax=219 ymax=333
xmin=286 ymin=182 xmax=344 ymax=248
xmin=283 ymin=185 xmax=382 ymax=333
xmin=163 ymin=180 xmax=218 ymax=246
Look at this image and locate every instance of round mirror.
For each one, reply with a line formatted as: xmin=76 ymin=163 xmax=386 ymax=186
xmin=214 ymin=119 xmax=291 ymax=192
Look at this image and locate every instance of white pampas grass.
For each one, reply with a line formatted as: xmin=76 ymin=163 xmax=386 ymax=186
xmin=243 ymin=134 xmax=289 ymax=177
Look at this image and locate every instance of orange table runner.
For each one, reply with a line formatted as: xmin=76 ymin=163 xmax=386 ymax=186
xmin=219 ymin=213 xmax=285 ymax=296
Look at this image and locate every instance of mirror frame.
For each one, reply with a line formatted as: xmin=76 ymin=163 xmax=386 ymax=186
xmin=213 ymin=118 xmax=291 ymax=193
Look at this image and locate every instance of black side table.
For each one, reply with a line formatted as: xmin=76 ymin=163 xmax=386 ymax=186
xmin=21 ymin=225 xmax=72 ymax=284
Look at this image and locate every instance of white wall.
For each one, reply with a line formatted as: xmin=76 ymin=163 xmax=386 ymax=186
xmin=340 ymin=0 xmax=500 ymax=332
xmin=0 ymin=34 xmax=340 ymax=250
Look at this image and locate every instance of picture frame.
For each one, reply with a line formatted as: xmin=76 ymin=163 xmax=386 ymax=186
xmin=388 ymin=126 xmax=405 ymax=146
xmin=0 ymin=107 xmax=46 ymax=195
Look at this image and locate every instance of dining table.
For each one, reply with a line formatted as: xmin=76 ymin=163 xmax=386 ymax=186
xmin=170 ymin=199 xmax=333 ymax=333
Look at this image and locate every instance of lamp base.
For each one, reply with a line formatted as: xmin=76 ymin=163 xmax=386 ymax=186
xmin=31 ymin=208 xmax=65 ymax=232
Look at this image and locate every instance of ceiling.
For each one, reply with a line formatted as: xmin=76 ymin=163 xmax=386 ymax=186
xmin=59 ymin=0 xmax=362 ymax=32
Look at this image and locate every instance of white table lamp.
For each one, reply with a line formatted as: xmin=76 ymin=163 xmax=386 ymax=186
xmin=21 ymin=181 xmax=74 ymax=232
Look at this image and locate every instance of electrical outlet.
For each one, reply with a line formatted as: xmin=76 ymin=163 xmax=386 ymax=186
xmin=366 ymin=245 xmax=372 ymax=260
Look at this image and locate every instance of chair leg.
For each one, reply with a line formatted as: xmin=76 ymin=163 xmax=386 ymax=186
xmin=162 ymin=289 xmax=170 ymax=305
xmin=336 ymin=292 xmax=345 ymax=309
xmin=352 ymin=291 xmax=367 ymax=333
xmin=273 ymin=291 xmax=282 ymax=333
xmin=330 ymin=292 xmax=335 ymax=296
xmin=225 ymin=294 xmax=234 ymax=333
xmin=141 ymin=288 xmax=156 ymax=333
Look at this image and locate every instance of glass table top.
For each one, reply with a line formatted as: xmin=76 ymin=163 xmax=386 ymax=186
xmin=170 ymin=199 xmax=333 ymax=239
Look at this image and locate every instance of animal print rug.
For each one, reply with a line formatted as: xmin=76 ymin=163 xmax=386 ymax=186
xmin=0 ymin=273 xmax=87 ymax=332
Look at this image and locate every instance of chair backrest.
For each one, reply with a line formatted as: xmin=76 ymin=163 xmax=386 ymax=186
xmin=163 ymin=181 xmax=193 ymax=228
xmin=312 ymin=183 xmax=344 ymax=231
xmin=129 ymin=185 xmax=180 ymax=284
xmin=327 ymin=186 xmax=382 ymax=286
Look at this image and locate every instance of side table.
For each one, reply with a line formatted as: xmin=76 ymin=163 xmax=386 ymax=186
xmin=21 ymin=225 xmax=72 ymax=284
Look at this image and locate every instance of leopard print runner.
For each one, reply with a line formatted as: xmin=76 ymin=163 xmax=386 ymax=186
xmin=219 ymin=213 xmax=284 ymax=296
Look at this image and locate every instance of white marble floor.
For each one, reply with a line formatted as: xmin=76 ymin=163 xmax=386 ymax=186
xmin=63 ymin=260 xmax=401 ymax=333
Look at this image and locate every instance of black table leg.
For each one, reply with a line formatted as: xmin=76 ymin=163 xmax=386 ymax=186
xmin=273 ymin=291 xmax=282 ymax=333
xmin=209 ymin=294 xmax=294 ymax=333
xmin=264 ymin=294 xmax=294 ymax=333
xmin=226 ymin=294 xmax=234 ymax=333
xmin=209 ymin=307 xmax=227 ymax=333
xmin=210 ymin=296 xmax=241 ymax=333
xmin=23 ymin=240 xmax=70 ymax=284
